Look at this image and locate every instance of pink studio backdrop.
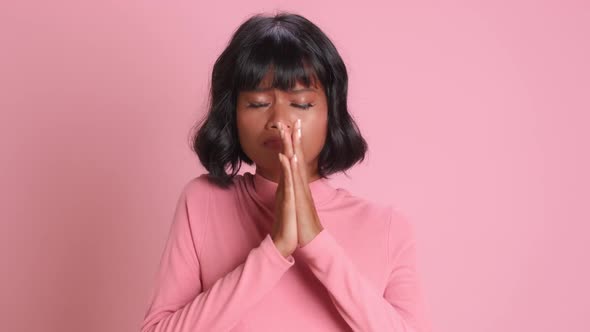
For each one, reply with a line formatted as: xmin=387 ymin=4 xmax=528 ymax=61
xmin=1 ymin=1 xmax=588 ymax=331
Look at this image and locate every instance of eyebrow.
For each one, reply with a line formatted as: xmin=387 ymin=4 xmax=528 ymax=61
xmin=251 ymin=87 xmax=317 ymax=94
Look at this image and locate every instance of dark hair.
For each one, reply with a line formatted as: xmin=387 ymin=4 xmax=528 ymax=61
xmin=189 ymin=11 xmax=368 ymax=188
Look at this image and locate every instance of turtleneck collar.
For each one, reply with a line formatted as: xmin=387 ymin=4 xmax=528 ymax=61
xmin=244 ymin=170 xmax=338 ymax=211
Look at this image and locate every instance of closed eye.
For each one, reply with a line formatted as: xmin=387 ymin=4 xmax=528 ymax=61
xmin=294 ymin=103 xmax=315 ymax=110
xmin=247 ymin=103 xmax=270 ymax=108
xmin=247 ymin=103 xmax=315 ymax=110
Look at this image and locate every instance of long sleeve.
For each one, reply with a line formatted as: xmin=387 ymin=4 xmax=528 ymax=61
xmin=294 ymin=207 xmax=432 ymax=332
xmin=140 ymin=184 xmax=295 ymax=332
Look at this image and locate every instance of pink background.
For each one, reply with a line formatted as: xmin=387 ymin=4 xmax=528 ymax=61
xmin=1 ymin=1 xmax=588 ymax=331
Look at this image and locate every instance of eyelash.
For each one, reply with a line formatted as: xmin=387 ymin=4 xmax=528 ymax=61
xmin=247 ymin=103 xmax=315 ymax=110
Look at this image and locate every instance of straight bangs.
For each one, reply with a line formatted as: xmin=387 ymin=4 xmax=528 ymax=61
xmin=233 ymin=32 xmax=326 ymax=93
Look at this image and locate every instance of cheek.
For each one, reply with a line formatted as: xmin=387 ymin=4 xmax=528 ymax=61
xmin=237 ymin=112 xmax=255 ymax=132
xmin=236 ymin=113 xmax=266 ymax=157
xmin=236 ymin=116 xmax=254 ymax=148
xmin=302 ymin=119 xmax=328 ymax=155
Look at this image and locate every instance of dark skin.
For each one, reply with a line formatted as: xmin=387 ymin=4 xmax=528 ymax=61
xmin=236 ymin=70 xmax=328 ymax=183
xmin=236 ymin=70 xmax=328 ymax=250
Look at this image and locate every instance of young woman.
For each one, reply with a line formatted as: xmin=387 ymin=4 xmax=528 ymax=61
xmin=141 ymin=12 xmax=432 ymax=332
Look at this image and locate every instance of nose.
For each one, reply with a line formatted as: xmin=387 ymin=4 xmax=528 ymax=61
xmin=266 ymin=112 xmax=294 ymax=133
xmin=268 ymin=121 xmax=292 ymax=131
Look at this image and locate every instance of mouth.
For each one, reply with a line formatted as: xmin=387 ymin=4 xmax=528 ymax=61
xmin=263 ymin=139 xmax=283 ymax=150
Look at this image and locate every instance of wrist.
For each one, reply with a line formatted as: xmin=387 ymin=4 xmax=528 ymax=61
xmin=272 ymin=238 xmax=290 ymax=258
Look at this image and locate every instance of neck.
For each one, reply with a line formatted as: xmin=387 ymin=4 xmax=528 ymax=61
xmin=255 ymin=159 xmax=320 ymax=184
xmin=245 ymin=169 xmax=336 ymax=212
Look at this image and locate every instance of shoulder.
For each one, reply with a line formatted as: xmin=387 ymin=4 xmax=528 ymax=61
xmin=180 ymin=172 xmax=245 ymax=202
xmin=342 ymin=189 xmax=415 ymax=237
xmin=173 ymin=173 xmax=244 ymax=228
xmin=387 ymin=205 xmax=415 ymax=241
xmin=182 ymin=173 xmax=213 ymax=194
xmin=386 ymin=204 xmax=418 ymax=266
xmin=345 ymin=191 xmax=412 ymax=232
xmin=336 ymin=188 xmax=392 ymax=220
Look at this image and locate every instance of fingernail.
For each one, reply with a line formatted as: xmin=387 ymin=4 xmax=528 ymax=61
xmin=293 ymin=154 xmax=298 ymax=162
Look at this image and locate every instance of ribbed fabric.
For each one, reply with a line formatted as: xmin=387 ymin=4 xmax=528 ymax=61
xmin=140 ymin=171 xmax=432 ymax=332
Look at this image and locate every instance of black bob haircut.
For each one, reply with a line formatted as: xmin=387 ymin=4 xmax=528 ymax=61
xmin=190 ymin=11 xmax=368 ymax=188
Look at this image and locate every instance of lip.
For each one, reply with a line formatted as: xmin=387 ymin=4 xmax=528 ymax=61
xmin=263 ymin=138 xmax=283 ymax=150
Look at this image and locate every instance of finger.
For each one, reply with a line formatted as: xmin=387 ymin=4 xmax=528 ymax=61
xmin=273 ymin=153 xmax=284 ymax=219
xmin=279 ymin=121 xmax=294 ymax=159
xmin=292 ymin=118 xmax=309 ymax=185
xmin=289 ymin=149 xmax=307 ymax=204
xmin=278 ymin=152 xmax=295 ymax=200
xmin=276 ymin=152 xmax=284 ymax=193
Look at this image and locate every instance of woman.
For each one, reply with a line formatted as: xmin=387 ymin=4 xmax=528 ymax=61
xmin=141 ymin=12 xmax=432 ymax=332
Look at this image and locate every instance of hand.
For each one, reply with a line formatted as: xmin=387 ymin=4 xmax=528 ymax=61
xmin=277 ymin=118 xmax=324 ymax=248
xmin=270 ymin=127 xmax=298 ymax=258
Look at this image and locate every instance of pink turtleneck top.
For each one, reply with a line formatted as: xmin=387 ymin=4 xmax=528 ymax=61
xmin=140 ymin=171 xmax=432 ymax=332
